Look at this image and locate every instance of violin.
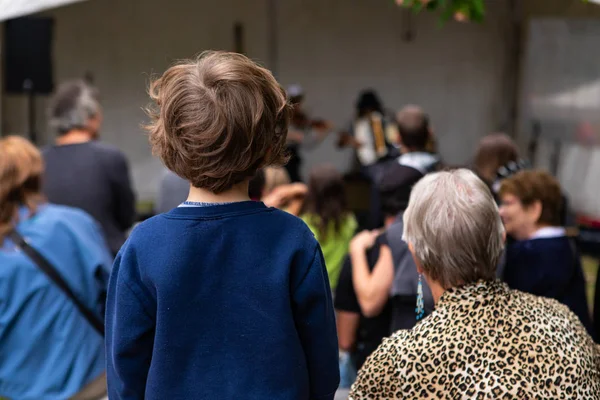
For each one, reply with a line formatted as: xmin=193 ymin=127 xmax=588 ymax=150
xmin=292 ymin=108 xmax=329 ymax=130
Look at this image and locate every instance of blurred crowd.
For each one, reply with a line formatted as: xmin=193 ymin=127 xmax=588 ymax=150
xmin=1 ymin=52 xmax=599 ymax=400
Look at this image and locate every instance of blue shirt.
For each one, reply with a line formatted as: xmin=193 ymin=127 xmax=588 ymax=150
xmin=0 ymin=204 xmax=111 ymax=399
xmin=106 ymin=201 xmax=339 ymax=400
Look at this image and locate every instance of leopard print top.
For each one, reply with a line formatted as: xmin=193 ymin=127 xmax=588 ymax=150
xmin=349 ymin=280 xmax=600 ymax=399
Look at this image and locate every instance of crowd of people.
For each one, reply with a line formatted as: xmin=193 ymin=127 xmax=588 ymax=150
xmin=0 ymin=50 xmax=599 ymax=399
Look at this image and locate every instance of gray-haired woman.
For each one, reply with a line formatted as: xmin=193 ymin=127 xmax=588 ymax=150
xmin=349 ymin=169 xmax=600 ymax=399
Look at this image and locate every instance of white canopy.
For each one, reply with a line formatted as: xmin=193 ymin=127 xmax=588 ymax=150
xmin=0 ymin=0 xmax=88 ymax=22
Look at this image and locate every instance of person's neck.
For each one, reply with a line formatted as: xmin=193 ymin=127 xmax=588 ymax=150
xmin=425 ymin=275 xmax=446 ymax=305
xmin=56 ymin=130 xmax=92 ymax=145
xmin=512 ymin=223 xmax=543 ymax=241
xmin=187 ymin=181 xmax=251 ymax=204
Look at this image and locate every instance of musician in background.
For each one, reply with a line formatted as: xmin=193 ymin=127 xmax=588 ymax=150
xmin=338 ymin=90 xmax=400 ymax=228
xmin=342 ymin=90 xmax=399 ymax=171
xmin=285 ymin=85 xmax=332 ymax=182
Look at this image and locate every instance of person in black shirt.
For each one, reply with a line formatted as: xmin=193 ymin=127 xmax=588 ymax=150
xmin=335 ymin=227 xmax=394 ymax=372
xmin=43 ymin=80 xmax=136 ymax=255
xmin=335 ymin=175 xmax=433 ymax=372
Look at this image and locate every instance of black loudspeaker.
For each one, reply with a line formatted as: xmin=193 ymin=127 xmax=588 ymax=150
xmin=4 ymin=17 xmax=54 ymax=94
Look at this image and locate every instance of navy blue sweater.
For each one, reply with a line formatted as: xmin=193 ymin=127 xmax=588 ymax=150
xmin=503 ymin=236 xmax=594 ymax=338
xmin=105 ymin=201 xmax=339 ymax=400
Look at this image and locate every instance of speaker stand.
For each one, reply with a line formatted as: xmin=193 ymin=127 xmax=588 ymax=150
xmin=23 ymin=79 xmax=37 ymax=144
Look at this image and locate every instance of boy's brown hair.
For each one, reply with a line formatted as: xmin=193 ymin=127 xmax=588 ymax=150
xmin=146 ymin=51 xmax=291 ymax=193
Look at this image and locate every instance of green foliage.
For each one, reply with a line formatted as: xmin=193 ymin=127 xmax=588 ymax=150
xmin=398 ymin=0 xmax=592 ymax=22
xmin=398 ymin=0 xmax=486 ymax=22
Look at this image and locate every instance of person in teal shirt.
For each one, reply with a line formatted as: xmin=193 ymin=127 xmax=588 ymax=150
xmin=300 ymin=165 xmax=357 ymax=290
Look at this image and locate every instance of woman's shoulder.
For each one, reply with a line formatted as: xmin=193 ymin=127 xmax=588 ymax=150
xmin=511 ymin=288 xmax=581 ymax=320
xmin=506 ymin=236 xmax=573 ymax=264
xmin=378 ymin=311 xmax=445 ymax=357
xmin=10 ymin=204 xmax=110 ymax=262
xmin=35 ymin=204 xmax=97 ymax=226
xmin=21 ymin=204 xmax=102 ymax=244
xmin=509 ymin=289 xmax=596 ymax=344
xmin=511 ymin=235 xmax=571 ymax=251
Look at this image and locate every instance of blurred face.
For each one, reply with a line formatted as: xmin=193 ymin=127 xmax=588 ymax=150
xmin=499 ymin=193 xmax=540 ymax=240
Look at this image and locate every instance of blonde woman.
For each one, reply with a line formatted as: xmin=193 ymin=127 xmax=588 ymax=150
xmin=0 ymin=136 xmax=111 ymax=400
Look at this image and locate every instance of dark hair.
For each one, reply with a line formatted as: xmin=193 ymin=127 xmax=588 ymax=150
xmin=379 ymin=169 xmax=425 ymax=217
xmin=356 ymin=89 xmax=383 ymax=118
xmin=301 ymin=165 xmax=348 ymax=240
xmin=474 ymin=133 xmax=519 ymax=184
xmin=146 ymin=51 xmax=291 ymax=194
xmin=380 ymin=187 xmax=412 ymax=218
xmin=499 ymin=170 xmax=563 ymax=227
xmin=248 ymin=169 xmax=266 ymax=200
xmin=396 ymin=105 xmax=430 ymax=150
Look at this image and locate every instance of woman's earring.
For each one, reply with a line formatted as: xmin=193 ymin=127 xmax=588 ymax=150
xmin=416 ymin=273 xmax=425 ymax=321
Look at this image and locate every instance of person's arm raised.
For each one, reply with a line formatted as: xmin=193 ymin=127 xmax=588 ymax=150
xmin=350 ymin=231 xmax=394 ymax=318
xmin=262 ymin=183 xmax=307 ymax=215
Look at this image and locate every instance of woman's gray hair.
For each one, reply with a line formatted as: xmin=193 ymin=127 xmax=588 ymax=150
xmin=48 ymin=80 xmax=100 ymax=134
xmin=403 ymin=169 xmax=505 ymax=288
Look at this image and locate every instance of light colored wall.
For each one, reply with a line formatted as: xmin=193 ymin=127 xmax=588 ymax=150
xmin=277 ymin=0 xmax=513 ymax=178
xmin=1 ymin=0 xmax=513 ymax=201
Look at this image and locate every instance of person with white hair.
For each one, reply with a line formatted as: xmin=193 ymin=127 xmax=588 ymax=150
xmin=349 ymin=169 xmax=600 ymax=399
xmin=43 ymin=80 xmax=136 ymax=255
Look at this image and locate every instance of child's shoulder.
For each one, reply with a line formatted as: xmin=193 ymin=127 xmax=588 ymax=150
xmin=257 ymin=208 xmax=320 ymax=256
xmin=265 ymin=205 xmax=303 ymax=222
xmin=122 ymin=213 xmax=170 ymax=248
xmin=268 ymin=207 xmax=316 ymax=239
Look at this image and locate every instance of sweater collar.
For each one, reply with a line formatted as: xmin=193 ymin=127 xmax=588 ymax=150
xmin=166 ymin=200 xmax=269 ymax=219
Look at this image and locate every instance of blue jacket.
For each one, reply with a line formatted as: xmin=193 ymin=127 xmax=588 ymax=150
xmin=106 ymin=201 xmax=339 ymax=400
xmin=0 ymin=204 xmax=111 ymax=399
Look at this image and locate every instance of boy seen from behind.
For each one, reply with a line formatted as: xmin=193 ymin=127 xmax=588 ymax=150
xmin=105 ymin=51 xmax=339 ymax=400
